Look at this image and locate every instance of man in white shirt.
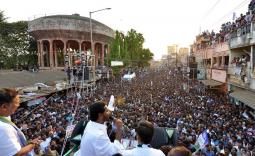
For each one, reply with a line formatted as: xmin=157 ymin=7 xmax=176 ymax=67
xmin=0 ymin=88 xmax=41 ymax=156
xmin=122 ymin=120 xmax=165 ymax=156
xmin=79 ymin=102 xmax=124 ymax=156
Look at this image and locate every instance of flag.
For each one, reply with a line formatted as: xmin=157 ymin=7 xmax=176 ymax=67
xmin=107 ymin=95 xmax=115 ymax=111
xmin=194 ymin=131 xmax=209 ymax=151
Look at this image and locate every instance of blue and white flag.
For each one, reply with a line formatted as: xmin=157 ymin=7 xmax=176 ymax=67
xmin=194 ymin=131 xmax=209 ymax=151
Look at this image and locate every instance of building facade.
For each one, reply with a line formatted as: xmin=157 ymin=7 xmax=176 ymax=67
xmin=227 ymin=22 xmax=255 ymax=109
xmin=193 ymin=35 xmax=229 ymax=93
xmin=193 ymin=24 xmax=255 ymax=109
xmin=28 ymin=14 xmax=115 ymax=69
xmin=178 ymin=47 xmax=189 ymax=66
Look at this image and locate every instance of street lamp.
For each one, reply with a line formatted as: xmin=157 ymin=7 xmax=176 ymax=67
xmin=89 ymin=7 xmax=111 ymax=84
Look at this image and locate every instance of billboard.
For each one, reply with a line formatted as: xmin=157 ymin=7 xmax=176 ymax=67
xmin=212 ymin=69 xmax=226 ymax=83
xmin=111 ymin=61 xmax=124 ymax=66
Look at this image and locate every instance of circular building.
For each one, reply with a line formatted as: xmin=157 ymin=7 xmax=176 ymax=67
xmin=28 ymin=14 xmax=114 ymax=69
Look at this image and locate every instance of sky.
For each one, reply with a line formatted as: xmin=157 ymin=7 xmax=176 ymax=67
xmin=1 ymin=0 xmax=250 ymax=60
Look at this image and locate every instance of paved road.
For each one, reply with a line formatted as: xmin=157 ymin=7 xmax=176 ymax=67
xmin=0 ymin=70 xmax=66 ymax=88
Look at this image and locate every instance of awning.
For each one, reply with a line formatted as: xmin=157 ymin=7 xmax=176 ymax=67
xmin=230 ymin=90 xmax=255 ymax=109
xmin=200 ymin=80 xmax=223 ymax=87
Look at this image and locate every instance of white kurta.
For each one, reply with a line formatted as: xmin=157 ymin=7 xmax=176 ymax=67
xmin=80 ymin=121 xmax=123 ymax=156
xmin=0 ymin=121 xmax=22 ymax=156
xmin=122 ymin=144 xmax=165 ymax=156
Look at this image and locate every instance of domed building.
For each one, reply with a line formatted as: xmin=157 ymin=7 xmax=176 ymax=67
xmin=28 ymin=14 xmax=114 ymax=69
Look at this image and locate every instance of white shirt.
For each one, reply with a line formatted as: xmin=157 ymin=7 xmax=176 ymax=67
xmin=40 ymin=137 xmax=51 ymax=152
xmin=122 ymin=144 xmax=165 ymax=156
xmin=80 ymin=121 xmax=123 ymax=156
xmin=0 ymin=120 xmax=22 ymax=156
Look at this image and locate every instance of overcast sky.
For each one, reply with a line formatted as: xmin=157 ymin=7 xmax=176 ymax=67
xmin=1 ymin=0 xmax=250 ymax=60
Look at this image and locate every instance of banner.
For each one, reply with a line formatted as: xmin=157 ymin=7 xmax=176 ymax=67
xmin=66 ymin=125 xmax=75 ymax=138
xmin=234 ymin=67 xmax=242 ymax=75
xmin=212 ymin=69 xmax=226 ymax=83
xmin=111 ymin=61 xmax=124 ymax=66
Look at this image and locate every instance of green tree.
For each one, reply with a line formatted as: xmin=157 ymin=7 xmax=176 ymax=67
xmin=109 ymin=29 xmax=153 ymax=68
xmin=0 ymin=11 xmax=7 ymax=23
xmin=0 ymin=14 xmax=37 ymax=69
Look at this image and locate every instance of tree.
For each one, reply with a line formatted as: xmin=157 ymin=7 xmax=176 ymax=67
xmin=0 ymin=11 xmax=7 ymax=23
xmin=109 ymin=29 xmax=153 ymax=70
xmin=0 ymin=13 xmax=37 ymax=69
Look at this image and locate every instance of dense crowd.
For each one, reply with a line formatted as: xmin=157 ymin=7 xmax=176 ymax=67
xmin=9 ymin=67 xmax=255 ymax=156
xmin=195 ymin=0 xmax=255 ymax=50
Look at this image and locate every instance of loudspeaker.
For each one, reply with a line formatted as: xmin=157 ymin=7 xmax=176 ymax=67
xmin=64 ymin=55 xmax=69 ymax=65
xmin=84 ymin=67 xmax=90 ymax=80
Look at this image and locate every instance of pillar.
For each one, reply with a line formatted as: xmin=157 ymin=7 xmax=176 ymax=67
xmin=49 ymin=40 xmax=54 ymax=68
xmin=37 ymin=41 xmax=41 ymax=67
xmin=79 ymin=41 xmax=82 ymax=51
xmin=54 ymin=42 xmax=58 ymax=68
xmin=101 ymin=44 xmax=105 ymax=65
xmin=63 ymin=40 xmax=67 ymax=55
xmin=40 ymin=40 xmax=44 ymax=67
xmin=222 ymin=56 xmax=225 ymax=68
xmin=95 ymin=50 xmax=98 ymax=66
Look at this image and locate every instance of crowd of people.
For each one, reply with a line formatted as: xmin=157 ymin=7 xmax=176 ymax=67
xmin=195 ymin=1 xmax=255 ymax=51
xmin=0 ymin=66 xmax=254 ymax=156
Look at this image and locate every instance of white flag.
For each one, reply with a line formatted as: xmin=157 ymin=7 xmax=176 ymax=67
xmin=108 ymin=95 xmax=115 ymax=111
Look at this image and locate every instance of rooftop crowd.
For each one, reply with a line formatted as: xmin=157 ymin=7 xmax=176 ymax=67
xmin=195 ymin=0 xmax=255 ymax=50
xmin=2 ymin=66 xmax=254 ymax=156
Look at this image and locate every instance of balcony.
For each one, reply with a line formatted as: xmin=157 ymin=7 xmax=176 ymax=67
xmin=228 ymin=74 xmax=250 ymax=88
xmin=227 ymin=66 xmax=254 ymax=89
xmin=229 ymin=33 xmax=251 ymax=49
xmin=228 ymin=22 xmax=255 ymax=49
xmin=214 ymin=42 xmax=229 ymax=53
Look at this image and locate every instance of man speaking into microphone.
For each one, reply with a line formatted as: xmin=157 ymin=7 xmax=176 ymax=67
xmin=79 ymin=102 xmax=124 ymax=156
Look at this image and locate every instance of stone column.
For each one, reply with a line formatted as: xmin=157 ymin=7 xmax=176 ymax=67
xmin=40 ymin=40 xmax=44 ymax=67
xmin=49 ymin=40 xmax=54 ymax=68
xmin=94 ymin=43 xmax=98 ymax=66
xmin=37 ymin=41 xmax=41 ymax=67
xmin=222 ymin=56 xmax=225 ymax=68
xmin=95 ymin=52 xmax=98 ymax=66
xmin=54 ymin=42 xmax=58 ymax=68
xmin=79 ymin=41 xmax=82 ymax=51
xmin=101 ymin=44 xmax=105 ymax=65
xmin=63 ymin=40 xmax=67 ymax=55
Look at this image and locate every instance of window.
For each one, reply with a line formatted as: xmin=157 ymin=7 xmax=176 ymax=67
xmin=224 ymin=56 xmax=229 ymax=66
